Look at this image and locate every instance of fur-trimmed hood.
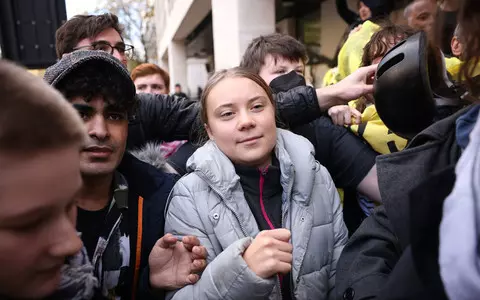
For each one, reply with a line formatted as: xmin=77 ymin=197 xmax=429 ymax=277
xmin=129 ymin=142 xmax=178 ymax=174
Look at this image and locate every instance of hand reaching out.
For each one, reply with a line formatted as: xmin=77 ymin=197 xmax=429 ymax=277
xmin=316 ymin=64 xmax=378 ymax=111
xmin=149 ymin=233 xmax=208 ymax=290
xmin=335 ymin=64 xmax=378 ymax=103
xmin=328 ymin=105 xmax=362 ymax=126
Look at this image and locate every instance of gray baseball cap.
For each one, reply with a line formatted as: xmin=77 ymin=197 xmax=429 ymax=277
xmin=44 ymin=50 xmax=135 ymax=100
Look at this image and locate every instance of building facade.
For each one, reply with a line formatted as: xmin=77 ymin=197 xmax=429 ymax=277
xmin=154 ymin=0 xmax=406 ymax=97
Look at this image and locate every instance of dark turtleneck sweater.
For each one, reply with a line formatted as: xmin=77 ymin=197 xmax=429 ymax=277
xmin=234 ymin=156 xmax=283 ymax=230
xmin=234 ymin=155 xmax=292 ymax=299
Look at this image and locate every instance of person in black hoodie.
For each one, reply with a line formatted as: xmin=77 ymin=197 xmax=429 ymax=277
xmin=44 ymin=50 xmax=208 ymax=300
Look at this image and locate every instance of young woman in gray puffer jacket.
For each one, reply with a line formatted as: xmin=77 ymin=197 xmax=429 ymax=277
xmin=164 ymin=67 xmax=348 ymax=300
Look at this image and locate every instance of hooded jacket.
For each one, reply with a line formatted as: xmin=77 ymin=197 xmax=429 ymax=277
xmin=164 ymin=129 xmax=348 ymax=300
xmin=116 ymin=152 xmax=177 ymax=300
xmin=130 ymin=142 xmax=179 ymax=175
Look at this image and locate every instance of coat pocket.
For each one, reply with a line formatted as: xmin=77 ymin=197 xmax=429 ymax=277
xmin=302 ymin=224 xmax=334 ymax=274
xmin=295 ymin=269 xmax=329 ymax=300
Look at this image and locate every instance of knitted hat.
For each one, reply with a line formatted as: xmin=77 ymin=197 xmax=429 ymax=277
xmin=44 ymin=50 xmax=135 ymax=100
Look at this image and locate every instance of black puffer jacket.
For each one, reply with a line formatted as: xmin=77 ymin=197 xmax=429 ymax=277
xmin=127 ymin=86 xmax=321 ymax=149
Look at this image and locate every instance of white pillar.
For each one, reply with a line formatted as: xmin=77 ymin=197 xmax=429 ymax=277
xmin=168 ymin=40 xmax=188 ymax=95
xmin=187 ymin=57 xmax=209 ymax=100
xmin=211 ymin=0 xmax=276 ymax=70
xmin=159 ymin=57 xmax=169 ymax=71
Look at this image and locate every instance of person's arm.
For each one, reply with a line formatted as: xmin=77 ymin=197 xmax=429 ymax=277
xmin=165 ymin=180 xmax=275 ymax=300
xmin=135 ymin=93 xmax=200 ymax=144
xmin=274 ymin=85 xmax=322 ymax=128
xmin=274 ymin=65 xmax=378 ymax=128
xmin=133 ymin=65 xmax=377 ymax=147
xmin=357 ymin=164 xmax=381 ymax=204
xmin=335 ymin=0 xmax=360 ymax=25
xmin=294 ymin=117 xmax=380 ymax=202
xmin=335 ymin=206 xmax=403 ymax=300
xmin=134 ymin=91 xmax=322 ymax=147
xmin=325 ymin=118 xmax=381 ymax=203
xmin=316 ymin=64 xmax=378 ymax=112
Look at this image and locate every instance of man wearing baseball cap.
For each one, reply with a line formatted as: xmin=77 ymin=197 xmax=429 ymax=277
xmin=44 ymin=50 xmax=207 ymax=300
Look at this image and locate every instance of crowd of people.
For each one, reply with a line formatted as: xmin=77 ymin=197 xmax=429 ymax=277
xmin=0 ymin=0 xmax=478 ymax=299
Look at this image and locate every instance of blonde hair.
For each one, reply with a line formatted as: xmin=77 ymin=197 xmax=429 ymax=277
xmin=200 ymin=67 xmax=275 ymax=124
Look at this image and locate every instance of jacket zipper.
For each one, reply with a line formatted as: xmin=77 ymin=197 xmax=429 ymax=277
xmin=284 ymin=166 xmax=296 ymax=300
xmin=259 ymin=167 xmax=276 ymax=230
xmin=199 ymin=170 xmax=284 ymax=299
xmin=259 ymin=167 xmax=283 ymax=300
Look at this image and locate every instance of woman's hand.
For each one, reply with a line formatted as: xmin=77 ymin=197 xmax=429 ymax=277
xmin=242 ymin=229 xmax=293 ymax=279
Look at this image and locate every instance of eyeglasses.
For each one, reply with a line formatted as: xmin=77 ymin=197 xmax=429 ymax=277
xmin=73 ymin=41 xmax=135 ymax=59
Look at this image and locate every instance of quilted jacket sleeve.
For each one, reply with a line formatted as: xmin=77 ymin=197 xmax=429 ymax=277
xmin=136 ymin=93 xmax=200 ymax=143
xmin=164 ymin=179 xmax=276 ymax=300
xmin=319 ymin=165 xmax=349 ymax=299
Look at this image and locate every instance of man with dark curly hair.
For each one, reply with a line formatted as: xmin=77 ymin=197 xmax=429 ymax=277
xmin=44 ymin=50 xmax=208 ymax=300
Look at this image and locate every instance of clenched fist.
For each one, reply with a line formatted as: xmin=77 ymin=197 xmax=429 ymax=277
xmin=242 ymin=229 xmax=293 ymax=279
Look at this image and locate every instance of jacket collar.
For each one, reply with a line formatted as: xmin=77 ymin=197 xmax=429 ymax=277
xmin=408 ymin=105 xmax=472 ymax=147
xmin=186 ymin=129 xmax=317 ymax=204
xmin=234 ymin=155 xmax=282 ymax=199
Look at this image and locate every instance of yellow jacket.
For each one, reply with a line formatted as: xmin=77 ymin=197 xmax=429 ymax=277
xmin=445 ymin=57 xmax=480 ymax=80
xmin=323 ymin=21 xmax=381 ymax=86
xmin=348 ymin=101 xmax=408 ymax=154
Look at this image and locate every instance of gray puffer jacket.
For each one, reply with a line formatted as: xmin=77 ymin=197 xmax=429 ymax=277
xmin=165 ymin=129 xmax=348 ymax=300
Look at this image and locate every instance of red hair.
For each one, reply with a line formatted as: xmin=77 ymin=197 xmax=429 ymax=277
xmin=131 ymin=63 xmax=170 ymax=91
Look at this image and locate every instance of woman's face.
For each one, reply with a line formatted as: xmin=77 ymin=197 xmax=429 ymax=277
xmin=205 ymin=76 xmax=277 ymax=168
xmin=359 ymin=1 xmax=372 ymax=21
